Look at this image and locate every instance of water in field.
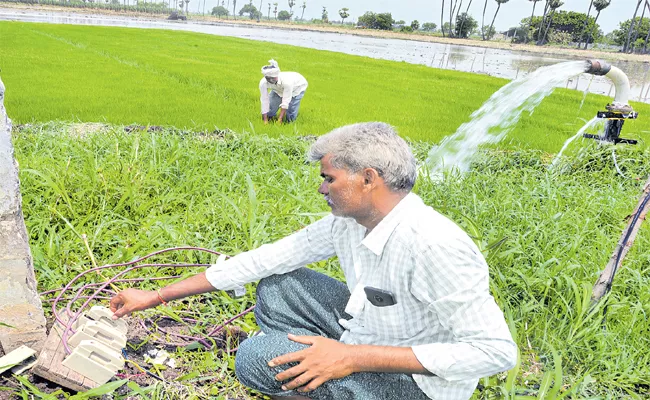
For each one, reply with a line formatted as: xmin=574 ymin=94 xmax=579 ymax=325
xmin=550 ymin=117 xmax=605 ymax=168
xmin=426 ymin=61 xmax=589 ymax=177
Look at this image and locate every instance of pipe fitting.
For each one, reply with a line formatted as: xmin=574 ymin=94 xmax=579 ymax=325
xmin=584 ymin=59 xmax=612 ymax=76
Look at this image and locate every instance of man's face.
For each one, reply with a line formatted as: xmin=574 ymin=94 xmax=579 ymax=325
xmin=318 ymin=154 xmax=369 ymax=218
xmin=265 ymin=76 xmax=278 ymax=84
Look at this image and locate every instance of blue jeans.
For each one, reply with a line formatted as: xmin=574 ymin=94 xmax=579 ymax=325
xmin=234 ymin=268 xmax=430 ymax=399
xmin=267 ymin=90 xmax=305 ymax=122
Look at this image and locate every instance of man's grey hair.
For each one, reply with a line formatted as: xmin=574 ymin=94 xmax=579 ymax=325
xmin=307 ymin=122 xmax=417 ymax=192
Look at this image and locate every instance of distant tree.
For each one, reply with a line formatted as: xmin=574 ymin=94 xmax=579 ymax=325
xmin=357 ymin=11 xmax=394 ymax=30
xmin=487 ymin=0 xmax=509 ymax=41
xmin=267 ymin=2 xmax=271 ymax=19
xmin=456 ymin=0 xmax=475 ymax=38
xmin=273 ymin=2 xmax=278 ymax=19
xmin=577 ymin=0 xmax=594 ymax=48
xmin=441 ymin=0 xmax=446 ymax=36
xmin=527 ymin=0 xmax=541 ymax=42
xmin=455 ymin=12 xmax=477 ymax=38
xmin=624 ymin=0 xmax=643 ymax=52
xmin=584 ymin=0 xmax=609 ymax=48
xmin=322 ymin=6 xmax=328 ymax=22
xmin=481 ymin=0 xmax=488 ymax=39
xmin=400 ymin=25 xmax=414 ymax=33
xmin=395 ymin=20 xmax=405 ymax=25
xmin=287 ymin=0 xmax=295 ymax=19
xmin=258 ymin=0 xmax=263 ymax=21
xmin=211 ymin=5 xmax=229 ymax=16
xmin=339 ymin=7 xmax=349 ymax=24
xmin=421 ymin=22 xmax=437 ymax=31
xmin=410 ymin=19 xmax=420 ymax=30
xmin=614 ymin=17 xmax=649 ymax=47
xmin=232 ymin=0 xmax=237 ymax=19
xmin=278 ymin=9 xmax=291 ymax=20
xmin=300 ymin=1 xmax=306 ymax=20
xmin=482 ymin=24 xmax=496 ymax=39
xmin=527 ymin=9 xmax=598 ymax=44
xmin=443 ymin=21 xmax=455 ymax=34
xmin=239 ymin=2 xmax=261 ymax=19
xmin=538 ymin=0 xmax=563 ymax=45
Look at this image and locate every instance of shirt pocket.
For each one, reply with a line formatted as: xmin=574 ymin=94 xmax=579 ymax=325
xmin=362 ymin=300 xmax=426 ymax=340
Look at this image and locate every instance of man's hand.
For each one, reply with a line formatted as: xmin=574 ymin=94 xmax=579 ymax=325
xmin=262 ymin=114 xmax=269 ymax=125
xmin=269 ymin=334 xmax=356 ymax=393
xmin=277 ymin=108 xmax=287 ymax=123
xmin=109 ymin=288 xmax=160 ymax=320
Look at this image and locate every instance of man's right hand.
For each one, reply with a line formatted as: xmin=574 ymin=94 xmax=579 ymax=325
xmin=262 ymin=114 xmax=269 ymax=125
xmin=110 ymin=288 xmax=160 ymax=320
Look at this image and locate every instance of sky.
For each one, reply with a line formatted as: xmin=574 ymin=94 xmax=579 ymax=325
xmin=206 ymin=0 xmax=636 ymax=34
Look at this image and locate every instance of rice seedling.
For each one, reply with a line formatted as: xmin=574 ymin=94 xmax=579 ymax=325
xmin=1 ymin=22 xmax=649 ymax=152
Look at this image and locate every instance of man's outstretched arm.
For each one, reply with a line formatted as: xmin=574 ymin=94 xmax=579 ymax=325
xmin=110 ymin=272 xmax=215 ymax=319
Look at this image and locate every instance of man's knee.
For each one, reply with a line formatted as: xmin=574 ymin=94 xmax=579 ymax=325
xmin=235 ymin=335 xmax=306 ymax=395
xmin=235 ymin=336 xmax=278 ymax=393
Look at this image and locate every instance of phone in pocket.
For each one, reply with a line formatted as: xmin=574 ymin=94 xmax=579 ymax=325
xmin=364 ymin=286 xmax=397 ymax=307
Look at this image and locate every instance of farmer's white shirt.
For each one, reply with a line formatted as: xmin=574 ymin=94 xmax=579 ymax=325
xmin=206 ymin=193 xmax=517 ymax=400
xmin=259 ymin=71 xmax=308 ymax=114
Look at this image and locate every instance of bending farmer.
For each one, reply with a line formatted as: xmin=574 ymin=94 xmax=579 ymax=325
xmin=110 ymin=122 xmax=517 ymax=400
xmin=260 ymin=59 xmax=308 ymax=124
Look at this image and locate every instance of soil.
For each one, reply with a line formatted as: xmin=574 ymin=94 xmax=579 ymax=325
xmin=0 ymin=314 xmax=249 ymax=398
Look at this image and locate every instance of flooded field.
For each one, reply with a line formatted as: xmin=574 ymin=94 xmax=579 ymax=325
xmin=1 ymin=7 xmax=649 ymax=102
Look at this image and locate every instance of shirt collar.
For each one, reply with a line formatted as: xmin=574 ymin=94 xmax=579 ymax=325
xmin=360 ymin=192 xmax=421 ymax=256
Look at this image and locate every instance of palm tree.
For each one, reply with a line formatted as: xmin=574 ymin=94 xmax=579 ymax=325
xmin=441 ymin=0 xmax=446 ymax=37
xmin=487 ymin=0 xmax=509 ymax=41
xmin=300 ymin=1 xmax=306 ymax=20
xmin=539 ymin=0 xmax=563 ymax=45
xmin=267 ymin=2 xmax=271 ymax=19
xmin=273 ymin=2 xmax=278 ymax=19
xmin=624 ymin=0 xmax=643 ymax=52
xmin=481 ymin=0 xmax=488 ymax=39
xmin=258 ymin=0 xmax=263 ymax=21
xmin=232 ymin=0 xmax=237 ymax=19
xmin=577 ymin=0 xmax=594 ymax=48
xmin=339 ymin=7 xmax=349 ymax=24
xmin=288 ymin=0 xmax=295 ymax=20
xmin=527 ymin=0 xmax=541 ymax=43
xmin=630 ymin=1 xmax=649 ymax=49
xmin=185 ymin=0 xmax=189 ymax=14
xmin=449 ymin=0 xmax=460 ymax=37
xmin=457 ymin=0 xmax=474 ymax=37
xmin=585 ymin=0 xmax=610 ymax=49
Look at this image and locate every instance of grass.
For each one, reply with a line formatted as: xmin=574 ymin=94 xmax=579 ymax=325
xmin=4 ymin=122 xmax=650 ymax=399
xmin=1 ymin=22 xmax=650 ymax=152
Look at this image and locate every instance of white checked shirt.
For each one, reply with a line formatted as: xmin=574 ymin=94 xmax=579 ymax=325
xmin=259 ymin=71 xmax=308 ymax=114
xmin=206 ymin=193 xmax=517 ymax=400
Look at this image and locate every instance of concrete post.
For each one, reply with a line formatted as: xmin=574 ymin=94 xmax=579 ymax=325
xmin=0 ymin=77 xmax=47 ymax=354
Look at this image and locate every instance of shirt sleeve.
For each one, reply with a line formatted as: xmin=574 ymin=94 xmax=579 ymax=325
xmin=259 ymin=78 xmax=270 ymax=114
xmin=205 ymin=215 xmax=337 ymax=290
xmin=409 ymin=238 xmax=517 ymax=381
xmin=280 ymin=84 xmax=294 ymax=109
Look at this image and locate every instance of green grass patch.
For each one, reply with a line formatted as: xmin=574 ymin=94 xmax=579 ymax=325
xmin=1 ymin=21 xmax=649 ymax=152
xmin=9 ymin=123 xmax=650 ymax=398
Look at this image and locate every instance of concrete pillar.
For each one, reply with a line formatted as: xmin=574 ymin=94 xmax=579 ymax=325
xmin=0 ymin=77 xmax=47 ymax=354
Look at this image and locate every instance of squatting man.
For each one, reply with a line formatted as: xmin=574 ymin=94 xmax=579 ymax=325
xmin=110 ymin=122 xmax=516 ymax=400
xmin=259 ymin=59 xmax=308 ymax=124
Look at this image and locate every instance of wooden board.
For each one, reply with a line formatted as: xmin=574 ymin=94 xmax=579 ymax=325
xmin=31 ymin=319 xmax=99 ymax=392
